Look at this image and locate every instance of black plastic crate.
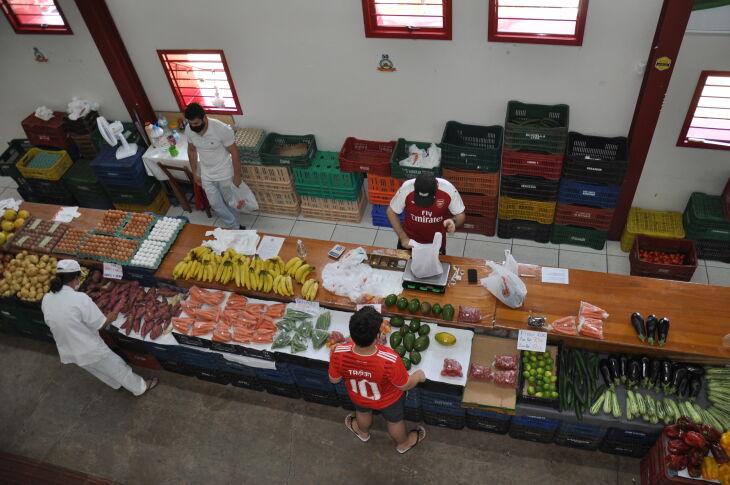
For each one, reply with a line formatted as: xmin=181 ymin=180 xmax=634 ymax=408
xmin=508 ymin=415 xmax=560 ymax=443
xmin=599 ymin=438 xmax=652 ymax=458
xmin=0 ymin=139 xmax=31 ymax=177
xmin=422 ymin=409 xmax=465 ymax=430
xmin=563 ymin=132 xmax=628 ymax=186
xmin=107 ymin=329 xmax=148 ymax=354
xmin=504 ymin=101 xmax=569 ymax=155
xmin=230 ymin=373 xmax=265 ymax=391
xmin=695 ymin=238 xmax=730 ymax=263
xmin=500 ymin=175 xmax=559 ymax=202
xmin=260 ymin=379 xmax=301 ymax=399
xmin=194 ymin=367 xmax=232 ymax=386
xmin=104 ymin=177 xmax=162 ymax=205
xmin=38 ymin=193 xmax=77 ymax=206
xmin=554 ymin=422 xmax=606 ymax=451
xmin=255 ymin=363 xmax=296 ymax=385
xmin=16 ymin=185 xmax=42 ymax=203
xmin=290 ymin=364 xmax=336 ymax=393
xmin=405 ymin=406 xmax=423 ymax=423
xmin=300 ymin=387 xmax=341 ymax=407
xmin=158 ymin=359 xmax=197 ymax=376
xmin=440 ymin=121 xmax=503 ymax=173
xmin=420 ymin=389 xmax=465 ymax=417
xmin=25 ymin=177 xmax=76 ymax=201
xmin=497 ymin=218 xmax=552 ymax=243
xmin=0 ymin=318 xmax=18 ymax=335
xmin=465 ymin=408 xmax=512 ymax=434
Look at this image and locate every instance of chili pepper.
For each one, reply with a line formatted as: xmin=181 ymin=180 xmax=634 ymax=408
xmin=690 ymin=447 xmax=705 ymax=467
xmin=703 ymin=456 xmax=719 ymax=480
xmin=666 ymin=454 xmax=688 ymax=471
xmin=703 ymin=425 xmax=722 ymax=443
xmin=711 ymin=442 xmax=730 ymax=465
xmin=665 ymin=424 xmax=682 ymax=438
xmin=646 ymin=314 xmax=658 ymax=344
xmin=669 ymin=439 xmax=691 ymax=454
xmin=684 ymin=431 xmax=707 ymax=448
xmin=630 ymin=312 xmax=646 ymax=342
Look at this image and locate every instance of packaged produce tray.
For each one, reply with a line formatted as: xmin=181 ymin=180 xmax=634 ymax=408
xmin=366 ymin=173 xmax=404 ymax=205
xmin=501 ymin=150 xmax=564 ymax=180
xmin=558 ymin=179 xmax=621 ymax=209
xmin=504 ymin=101 xmax=569 ymax=155
xmin=441 ymin=168 xmax=500 ymax=198
xmin=440 ymin=121 xmax=503 ymax=172
xmin=500 ymin=175 xmax=559 ymax=202
xmin=498 ymin=197 xmax=556 ymax=225
xmin=338 ymin=137 xmax=396 ymax=176
xmin=550 ymin=224 xmax=607 ymax=250
xmin=16 ymin=148 xmax=73 ymax=181
xmin=620 ymin=208 xmax=685 ymax=253
xmin=554 ymin=203 xmax=614 ymax=231
xmin=629 ymin=235 xmax=697 ymax=282
xmin=390 ymin=138 xmax=442 ymax=179
xmin=258 ymin=133 xmax=316 ymax=167
xmin=563 ymin=132 xmax=628 ymax=185
xmin=497 ymin=218 xmax=551 ymax=243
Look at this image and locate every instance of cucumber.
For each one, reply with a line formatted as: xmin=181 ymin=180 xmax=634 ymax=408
xmin=590 ymin=391 xmax=606 ymax=415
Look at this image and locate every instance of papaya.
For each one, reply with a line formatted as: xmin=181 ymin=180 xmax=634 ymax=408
xmin=390 ymin=316 xmax=405 ymax=327
xmin=414 ymin=335 xmax=430 ymax=351
xmin=396 ymin=297 xmax=409 ymax=310
xmin=442 ymin=303 xmax=455 ymax=321
xmin=435 ymin=332 xmax=456 ymax=346
xmin=385 ymin=294 xmax=397 ymax=307
xmin=420 ymin=301 xmax=431 ymax=316
xmin=390 ymin=332 xmax=402 ymax=349
xmin=403 ymin=333 xmax=416 ymax=352
xmin=407 ymin=298 xmax=420 ymax=314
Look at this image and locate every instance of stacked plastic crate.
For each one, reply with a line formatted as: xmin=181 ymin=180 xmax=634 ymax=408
xmin=553 ymin=133 xmax=628 ymax=250
xmin=62 ymin=159 xmax=114 ymax=210
xmin=439 ymin=122 xmax=502 ymax=236
xmin=293 ymin=152 xmax=366 ymax=223
xmin=682 ymin=191 xmax=730 ymax=263
xmin=241 ymin=164 xmax=300 ymax=217
xmin=63 ymin=111 xmax=100 ymax=160
xmin=15 ymin=147 xmax=76 ymax=206
xmin=91 ymin=145 xmax=170 ymax=215
xmin=0 ymin=139 xmax=35 ymax=201
xmin=234 ymin=128 xmax=266 ymax=165
xmin=499 ymin=102 xmax=569 ymax=243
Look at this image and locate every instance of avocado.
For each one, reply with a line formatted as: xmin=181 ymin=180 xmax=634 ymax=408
xmin=420 ymin=301 xmax=431 ymax=316
xmin=409 ymin=318 xmax=421 ymax=333
xmin=403 ymin=333 xmax=416 ymax=352
xmin=385 ymin=294 xmax=397 ymax=307
xmin=431 ymin=303 xmax=442 ymax=316
xmin=396 ymin=297 xmax=409 ymax=310
xmin=399 ymin=325 xmax=410 ymax=337
xmin=407 ymin=298 xmax=420 ymax=314
xmin=414 ymin=335 xmax=430 ymax=351
xmin=409 ymin=350 xmax=422 ymax=365
xmin=390 ymin=316 xmax=405 ymax=327
xmin=390 ymin=332 xmax=402 ymax=349
xmin=442 ymin=303 xmax=455 ymax=321
xmin=401 ymin=357 xmax=412 ymax=371
xmin=418 ymin=325 xmax=430 ymax=336
xmin=395 ymin=345 xmax=406 ymax=357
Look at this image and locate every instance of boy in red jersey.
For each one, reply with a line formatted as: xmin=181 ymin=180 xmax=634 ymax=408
xmin=329 ymin=306 xmax=427 ymax=453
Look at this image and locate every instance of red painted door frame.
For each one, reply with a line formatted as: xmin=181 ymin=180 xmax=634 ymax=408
xmin=73 ymin=0 xmax=155 ymax=134
xmin=608 ymin=0 xmax=694 ymax=239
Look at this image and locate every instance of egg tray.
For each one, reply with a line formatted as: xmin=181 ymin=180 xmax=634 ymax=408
xmin=52 ymin=228 xmax=89 ymax=256
xmin=117 ymin=214 xmax=159 ymax=241
xmin=75 ymin=233 xmax=139 ymax=265
xmin=128 ymin=242 xmax=167 ymax=270
xmin=21 ymin=217 xmax=70 ymax=238
xmin=94 ymin=212 xmax=132 ymax=237
xmin=145 ymin=215 xmax=187 ymax=243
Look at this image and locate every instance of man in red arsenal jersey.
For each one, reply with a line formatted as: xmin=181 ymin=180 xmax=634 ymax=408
xmin=387 ymin=172 xmax=465 ymax=254
xmin=329 ymin=306 xmax=427 ymax=453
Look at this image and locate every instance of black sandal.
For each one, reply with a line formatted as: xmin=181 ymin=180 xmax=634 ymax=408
xmin=397 ymin=425 xmax=426 ymax=454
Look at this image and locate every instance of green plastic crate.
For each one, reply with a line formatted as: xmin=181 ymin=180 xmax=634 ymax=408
xmin=504 ymin=101 xmax=569 ymax=155
xmin=440 ymin=121 xmax=503 ymax=173
xmin=685 ymin=192 xmax=730 ymax=229
xmin=293 ymin=151 xmax=364 ymax=189
xmin=683 ymin=211 xmax=730 ymax=242
xmin=259 ymin=133 xmax=316 ymax=167
xmin=294 ymin=177 xmax=364 ymax=201
xmin=550 ymin=224 xmax=607 ymax=250
xmin=104 ymin=177 xmax=161 ymax=205
xmin=390 ymin=138 xmax=442 ymax=180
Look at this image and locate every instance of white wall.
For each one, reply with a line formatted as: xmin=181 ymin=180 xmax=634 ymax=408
xmin=106 ymin=0 xmax=662 ymax=151
xmin=0 ymin=0 xmax=127 ymax=145
xmin=632 ymin=33 xmax=730 ymax=212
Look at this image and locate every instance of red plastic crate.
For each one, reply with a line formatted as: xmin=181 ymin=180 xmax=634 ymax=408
xmin=461 ymin=193 xmax=497 ymax=217
xmin=21 ymin=111 xmax=72 ymax=149
xmin=501 ymin=150 xmax=564 ymax=180
xmin=629 ymin=235 xmax=698 ymax=282
xmin=367 ymin=174 xmax=403 ymax=205
xmin=722 ymin=177 xmax=730 ymax=221
xmin=118 ymin=349 xmax=164 ymax=371
xmin=442 ymin=167 xmax=500 ymax=197
xmin=554 ymin=203 xmax=615 ymax=231
xmin=339 ymin=137 xmax=396 ymax=176
xmin=462 ymin=213 xmax=496 ymax=237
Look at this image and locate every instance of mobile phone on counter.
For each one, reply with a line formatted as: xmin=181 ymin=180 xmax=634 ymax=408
xmin=328 ymin=244 xmax=346 ymax=259
xmin=467 ymin=269 xmax=478 ymax=284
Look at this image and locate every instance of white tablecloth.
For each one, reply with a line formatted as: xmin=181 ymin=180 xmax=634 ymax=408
xmin=142 ymin=136 xmax=191 ymax=181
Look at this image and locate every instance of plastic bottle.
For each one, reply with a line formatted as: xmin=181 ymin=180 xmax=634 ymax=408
xmin=172 ymin=129 xmax=180 ymax=141
xmin=297 ymin=240 xmax=307 ymax=260
xmin=144 ymin=122 xmax=153 ymax=140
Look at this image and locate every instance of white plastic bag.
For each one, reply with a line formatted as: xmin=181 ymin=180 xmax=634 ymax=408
xmin=226 ymin=181 xmax=259 ymax=213
xmin=321 ymin=247 xmax=404 ymax=302
xmin=409 ymin=232 xmax=443 ymax=278
xmin=480 ymin=249 xmax=527 ymax=308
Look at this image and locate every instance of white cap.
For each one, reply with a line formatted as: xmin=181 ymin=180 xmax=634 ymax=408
xmin=56 ymin=259 xmax=81 ymax=273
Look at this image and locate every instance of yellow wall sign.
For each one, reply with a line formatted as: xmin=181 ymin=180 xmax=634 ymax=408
xmin=655 ymin=56 xmax=672 ymax=71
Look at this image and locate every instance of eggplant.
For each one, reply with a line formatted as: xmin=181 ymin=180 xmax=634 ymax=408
xmin=661 ymin=360 xmax=673 ymax=389
xmin=619 ymin=354 xmax=629 ymax=383
xmin=631 ymin=312 xmax=646 ymax=342
xmin=685 ymin=364 xmax=705 ymax=376
xmin=640 ymin=355 xmax=650 ymax=387
xmin=628 ymin=359 xmax=641 ymax=386
xmin=657 ymin=317 xmax=670 ymax=346
xmin=671 ymin=367 xmax=689 ymax=394
xmin=599 ymin=359 xmax=613 ymax=388
xmin=649 ymin=359 xmax=661 ymax=389
xmin=608 ymin=355 xmax=621 ymax=386
xmin=645 ymin=314 xmax=658 ymax=345
xmin=689 ymin=377 xmax=702 ymax=402
xmin=678 ymin=375 xmax=690 ymax=398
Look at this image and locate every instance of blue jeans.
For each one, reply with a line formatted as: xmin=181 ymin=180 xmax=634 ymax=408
xmin=201 ymin=179 xmax=239 ymax=229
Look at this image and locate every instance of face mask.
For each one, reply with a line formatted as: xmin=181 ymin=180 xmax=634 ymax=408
xmin=190 ymin=121 xmax=205 ymax=133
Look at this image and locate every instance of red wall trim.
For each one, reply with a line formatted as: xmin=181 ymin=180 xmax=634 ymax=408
xmin=607 ymin=0 xmax=694 ymax=239
xmin=676 ymin=70 xmax=730 ymax=152
xmin=487 ymin=0 xmax=588 ymax=46
xmin=361 ymin=0 xmax=452 ymax=40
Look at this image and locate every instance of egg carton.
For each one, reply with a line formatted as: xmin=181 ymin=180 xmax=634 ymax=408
xmin=128 ymin=239 xmax=168 ymax=269
xmin=75 ymin=233 xmax=138 ymax=265
xmin=147 ymin=216 xmax=186 ymax=243
xmin=117 ymin=214 xmax=158 ymax=241
xmin=94 ymin=212 xmax=132 ymax=237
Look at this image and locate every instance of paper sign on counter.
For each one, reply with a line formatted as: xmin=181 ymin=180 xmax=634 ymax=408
xmin=53 ymin=206 xmax=81 ymax=222
xmin=517 ymin=329 xmax=547 ymax=353
xmin=356 ymin=304 xmax=382 ymax=313
xmin=294 ymin=298 xmax=320 ymax=315
xmin=103 ymin=262 xmax=123 ymax=280
xmin=541 ymin=267 xmax=569 ymax=284
xmin=256 ymin=235 xmax=285 ymax=260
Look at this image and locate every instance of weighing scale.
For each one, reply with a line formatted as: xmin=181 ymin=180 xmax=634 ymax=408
xmin=402 ymin=259 xmax=451 ymax=294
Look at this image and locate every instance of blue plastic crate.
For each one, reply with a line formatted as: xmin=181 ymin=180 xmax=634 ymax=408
xmin=91 ymin=145 xmax=148 ymax=186
xmin=220 ymin=359 xmax=257 ymax=377
xmin=558 ymin=180 xmax=621 ymax=209
xmin=465 ymin=408 xmax=512 ymax=434
xmin=512 ymin=414 xmax=561 ymax=430
xmin=555 ymin=422 xmax=606 ymax=450
xmin=604 ymin=427 xmax=659 ymax=446
xmin=420 ymin=389 xmax=465 ymax=417
xmin=255 ymin=362 xmax=296 ymax=385
xmin=404 ymin=388 xmax=421 ymax=408
xmin=289 ymin=364 xmax=336 ymax=392
xmin=371 ymin=204 xmax=404 ymax=228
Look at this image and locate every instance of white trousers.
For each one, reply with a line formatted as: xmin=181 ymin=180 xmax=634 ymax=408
xmin=201 ymin=179 xmax=239 ymax=229
xmin=81 ymin=352 xmax=147 ymax=396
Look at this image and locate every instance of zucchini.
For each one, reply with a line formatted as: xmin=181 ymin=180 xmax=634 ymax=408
xmin=664 ymin=398 xmax=679 ymax=421
xmin=685 ymin=401 xmax=702 ymax=424
xmin=611 ymin=390 xmax=622 ymax=418
xmin=692 ymin=403 xmax=706 ymax=425
xmin=656 ymin=400 xmax=665 ymax=420
xmin=590 ymin=391 xmax=606 ymax=415
xmin=603 ymin=389 xmax=613 ymax=414
xmin=635 ymin=392 xmax=647 ymax=416
xmin=646 ymin=395 xmax=657 ymax=419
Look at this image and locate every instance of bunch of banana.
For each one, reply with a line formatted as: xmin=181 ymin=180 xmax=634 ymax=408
xmin=301 ymin=279 xmax=319 ymax=301
xmin=172 ymin=245 xmax=213 ymax=280
xmin=264 ymin=256 xmax=285 ymax=277
xmin=284 ymin=256 xmax=315 ymax=283
xmin=272 ymin=274 xmax=294 ymax=296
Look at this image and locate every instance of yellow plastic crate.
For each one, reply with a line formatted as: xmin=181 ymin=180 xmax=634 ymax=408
xmin=16 ymin=147 xmax=73 ymax=180
xmin=114 ymin=190 xmax=170 ymax=215
xmin=498 ymin=197 xmax=556 ymax=225
xmin=620 ymin=207 xmax=685 ymax=252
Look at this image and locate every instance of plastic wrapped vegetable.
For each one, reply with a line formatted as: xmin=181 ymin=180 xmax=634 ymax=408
xmin=315 ymin=311 xmax=331 ymax=330
xmin=577 ymin=316 xmax=604 ymax=339
xmin=272 ymin=331 xmax=293 ymax=349
xmin=549 ymin=316 xmax=577 ymax=336
xmin=276 ymin=319 xmax=297 ymax=332
xmin=578 ymin=301 xmax=609 ymax=319
xmin=494 ymin=370 xmax=517 ymax=387
xmin=493 ymin=355 xmax=518 ymax=370
xmin=468 ymin=364 xmax=493 ymax=381
xmin=297 ymin=320 xmax=313 ymax=338
xmin=458 ymin=305 xmax=482 ymax=323
xmin=311 ymin=329 xmax=329 ymax=350
xmin=290 ymin=332 xmax=308 ymax=353
xmin=441 ymin=358 xmax=463 ymax=378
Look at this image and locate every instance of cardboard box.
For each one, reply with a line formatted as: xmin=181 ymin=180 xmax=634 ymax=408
xmin=462 ymin=335 xmax=518 ymax=414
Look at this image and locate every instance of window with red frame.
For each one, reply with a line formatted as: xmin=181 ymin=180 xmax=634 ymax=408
xmin=0 ymin=0 xmax=71 ymax=34
xmin=362 ymin=0 xmax=452 ymax=40
xmin=678 ymin=71 xmax=730 ymax=151
xmin=488 ymin=0 xmax=588 ymax=46
xmin=158 ymin=50 xmax=242 ymax=115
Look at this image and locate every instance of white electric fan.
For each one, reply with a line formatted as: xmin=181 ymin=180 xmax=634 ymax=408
xmin=96 ymin=116 xmax=138 ymax=159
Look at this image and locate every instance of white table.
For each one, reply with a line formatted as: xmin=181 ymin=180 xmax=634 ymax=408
xmin=142 ymin=136 xmax=191 ymax=181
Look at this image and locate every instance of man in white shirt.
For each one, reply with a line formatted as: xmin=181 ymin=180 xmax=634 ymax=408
xmin=42 ymin=259 xmax=157 ymax=396
xmin=184 ymin=102 xmax=245 ymax=229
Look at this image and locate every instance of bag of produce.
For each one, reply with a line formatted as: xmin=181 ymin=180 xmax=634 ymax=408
xmin=311 ymin=329 xmax=329 ymax=350
xmin=578 ymin=301 xmax=609 ymax=320
xmin=226 ymin=180 xmax=259 ymax=213
xmin=548 ymin=316 xmax=577 ymax=336
xmin=458 ymin=305 xmax=482 ymax=323
xmin=494 ymin=370 xmax=517 ymax=387
xmin=493 ymin=355 xmax=518 ymax=370
xmin=441 ymin=358 xmax=463 ymax=378
xmin=480 ymin=250 xmax=527 ymax=308
xmin=290 ymin=332 xmax=308 ymax=353
xmin=577 ymin=316 xmax=604 ymax=339
xmin=315 ymin=311 xmax=331 ymax=330
xmin=272 ymin=331 xmax=293 ymax=349
xmin=468 ymin=363 xmax=493 ymax=381
xmin=297 ymin=320 xmax=313 ymax=338
xmin=408 ymin=232 xmax=443 ymax=279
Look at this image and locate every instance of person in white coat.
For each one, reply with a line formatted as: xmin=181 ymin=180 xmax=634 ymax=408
xmin=41 ymin=259 xmax=158 ymax=396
